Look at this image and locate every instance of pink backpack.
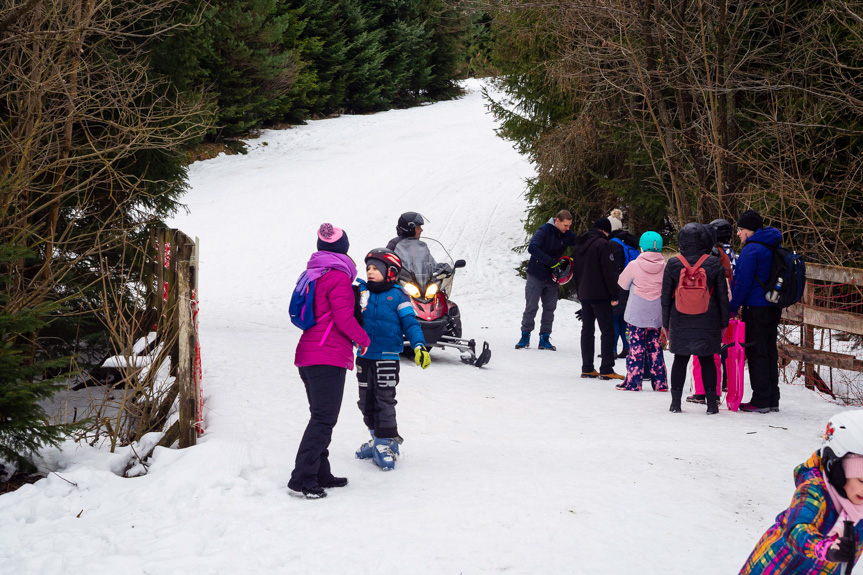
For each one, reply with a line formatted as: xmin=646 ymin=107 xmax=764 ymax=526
xmin=674 ymin=254 xmax=712 ymax=314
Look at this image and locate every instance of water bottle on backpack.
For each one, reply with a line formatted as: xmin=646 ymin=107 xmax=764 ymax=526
xmin=765 ymin=276 xmax=783 ymax=304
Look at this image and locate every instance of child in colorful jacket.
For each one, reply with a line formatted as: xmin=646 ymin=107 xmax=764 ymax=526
xmin=354 ymin=248 xmax=429 ymax=471
xmin=614 ymin=231 xmax=668 ymax=392
xmin=740 ymin=411 xmax=863 ymax=574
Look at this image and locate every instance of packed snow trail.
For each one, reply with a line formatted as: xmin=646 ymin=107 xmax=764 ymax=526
xmin=0 ymin=80 xmax=848 ymax=574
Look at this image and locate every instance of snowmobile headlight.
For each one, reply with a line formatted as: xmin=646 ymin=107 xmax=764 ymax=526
xmin=425 ymin=284 xmax=438 ymax=298
xmin=404 ymin=283 xmax=421 ymax=298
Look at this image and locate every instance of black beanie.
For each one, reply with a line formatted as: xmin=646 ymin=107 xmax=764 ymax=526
xmin=593 ymin=217 xmax=612 ymax=234
xmin=736 ymin=210 xmax=763 ymax=232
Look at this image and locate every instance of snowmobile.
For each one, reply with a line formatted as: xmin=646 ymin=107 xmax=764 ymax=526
xmin=393 ymin=237 xmax=491 ymax=368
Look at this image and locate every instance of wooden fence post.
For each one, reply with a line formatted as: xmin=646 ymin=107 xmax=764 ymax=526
xmin=176 ymin=237 xmax=196 ymax=448
xmin=802 ymin=282 xmax=816 ymax=390
xmin=167 ymin=229 xmax=180 ymax=375
xmin=156 ymin=227 xmax=165 ymax=330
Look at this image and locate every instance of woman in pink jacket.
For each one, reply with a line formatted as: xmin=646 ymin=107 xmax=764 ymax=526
xmin=615 ymin=231 xmax=668 ymax=392
xmin=288 ymin=224 xmax=371 ymax=499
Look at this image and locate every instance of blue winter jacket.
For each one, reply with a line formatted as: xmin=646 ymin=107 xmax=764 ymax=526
xmin=729 ymin=226 xmax=783 ymax=313
xmin=356 ymin=280 xmax=425 ymax=361
xmin=527 ymin=221 xmax=577 ymax=280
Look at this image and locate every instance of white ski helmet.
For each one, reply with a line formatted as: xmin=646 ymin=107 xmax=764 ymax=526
xmin=821 ymin=411 xmax=863 ymax=493
xmin=822 ymin=411 xmax=863 ymax=459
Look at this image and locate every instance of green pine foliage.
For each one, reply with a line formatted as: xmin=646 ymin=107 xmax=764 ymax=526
xmin=0 ymin=246 xmax=78 ymax=475
xmin=196 ymin=0 xmax=304 ymax=137
xmin=463 ymin=11 xmax=494 ymax=78
xmin=339 ymin=0 xmax=388 ymax=112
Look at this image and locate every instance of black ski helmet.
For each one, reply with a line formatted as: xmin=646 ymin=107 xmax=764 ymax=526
xmin=709 ymin=219 xmax=732 ymax=244
xmin=396 ymin=212 xmax=426 ymax=238
xmin=364 ymin=248 xmax=402 ymax=283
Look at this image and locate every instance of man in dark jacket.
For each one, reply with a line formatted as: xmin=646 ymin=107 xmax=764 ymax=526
xmin=661 ymin=222 xmax=730 ymax=414
xmin=573 ymin=218 xmax=622 ymax=379
xmin=516 ymin=210 xmax=577 ymax=351
xmin=729 ymin=209 xmax=784 ymax=413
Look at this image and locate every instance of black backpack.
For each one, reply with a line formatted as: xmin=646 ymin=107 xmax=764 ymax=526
xmin=749 ymin=241 xmax=806 ymax=308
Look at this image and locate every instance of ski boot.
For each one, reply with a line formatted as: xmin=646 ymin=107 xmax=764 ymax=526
xmin=538 ymin=333 xmax=556 ymax=351
xmin=372 ymin=437 xmax=399 ymax=471
xmin=355 ymin=429 xmax=375 ymax=459
xmin=515 ymin=331 xmax=530 ymax=349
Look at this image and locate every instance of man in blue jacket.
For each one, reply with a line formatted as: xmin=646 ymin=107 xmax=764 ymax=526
xmin=729 ymin=209 xmax=783 ymax=413
xmin=516 ymin=210 xmax=577 ymax=351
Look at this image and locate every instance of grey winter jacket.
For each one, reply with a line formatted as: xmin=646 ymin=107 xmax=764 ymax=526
xmin=661 ymin=223 xmax=730 ymax=356
xmin=619 ymin=252 xmax=666 ymax=329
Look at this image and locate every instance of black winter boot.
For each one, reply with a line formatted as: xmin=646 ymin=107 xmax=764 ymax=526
xmin=669 ymin=390 xmax=682 ymax=413
xmin=705 ymin=384 xmax=719 ymax=415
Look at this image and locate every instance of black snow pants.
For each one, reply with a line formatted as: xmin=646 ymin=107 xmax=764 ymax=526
xmin=356 ymin=356 xmax=401 ymax=439
xmin=289 ymin=365 xmax=346 ymax=491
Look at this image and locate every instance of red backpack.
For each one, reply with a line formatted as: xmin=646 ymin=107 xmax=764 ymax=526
xmin=674 ymin=254 xmax=712 ymax=315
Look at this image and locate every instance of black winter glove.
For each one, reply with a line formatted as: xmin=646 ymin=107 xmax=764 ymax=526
xmin=825 ymin=536 xmax=856 ymax=563
xmin=575 ymin=308 xmax=583 ymax=321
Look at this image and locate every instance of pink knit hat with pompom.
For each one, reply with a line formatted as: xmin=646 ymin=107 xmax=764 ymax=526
xmin=316 ymin=223 xmax=349 ymax=254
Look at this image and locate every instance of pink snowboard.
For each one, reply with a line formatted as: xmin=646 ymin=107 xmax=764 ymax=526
xmin=724 ymin=319 xmax=745 ymax=412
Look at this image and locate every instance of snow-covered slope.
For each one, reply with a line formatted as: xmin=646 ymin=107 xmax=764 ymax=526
xmin=0 ymin=80 xmax=848 ymax=574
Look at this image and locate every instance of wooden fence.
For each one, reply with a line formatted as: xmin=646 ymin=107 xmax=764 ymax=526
xmin=780 ymin=263 xmax=863 ymax=399
xmin=147 ymin=227 xmax=202 ymax=448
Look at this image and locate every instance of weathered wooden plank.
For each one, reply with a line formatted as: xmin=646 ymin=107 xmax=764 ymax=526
xmin=779 ymin=344 xmax=863 ymax=372
xmin=177 ymin=241 xmax=196 ymax=448
xmin=806 ymin=263 xmax=863 ymax=286
xmin=801 ymin=306 xmax=863 ymax=336
xmin=783 ymin=304 xmax=803 ymax=322
xmin=155 ymin=227 xmax=165 ymax=328
xmin=167 ymin=229 xmax=179 ymax=374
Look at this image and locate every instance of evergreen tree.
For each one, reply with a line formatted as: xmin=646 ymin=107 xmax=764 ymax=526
xmin=421 ymin=0 xmax=467 ymax=100
xmin=197 ymin=0 xmax=304 ymax=137
xmin=0 ymin=246 xmax=77 ymax=475
xmin=339 ymin=0 xmax=388 ymax=112
xmin=286 ymin=0 xmax=349 ymax=117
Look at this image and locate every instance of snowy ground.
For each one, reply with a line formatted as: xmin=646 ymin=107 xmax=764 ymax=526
xmin=0 ymin=80 xmax=856 ymax=574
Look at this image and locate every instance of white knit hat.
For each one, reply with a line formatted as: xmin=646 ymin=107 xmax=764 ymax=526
xmin=608 ymin=209 xmax=623 ymax=232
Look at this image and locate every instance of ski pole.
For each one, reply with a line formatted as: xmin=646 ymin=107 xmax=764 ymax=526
xmin=844 ymin=520 xmax=856 ymax=575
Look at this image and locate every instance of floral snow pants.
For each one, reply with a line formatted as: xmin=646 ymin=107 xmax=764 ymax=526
xmin=621 ymin=325 xmax=667 ymax=391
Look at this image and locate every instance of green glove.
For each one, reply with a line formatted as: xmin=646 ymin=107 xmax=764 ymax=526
xmin=414 ymin=345 xmax=431 ymax=369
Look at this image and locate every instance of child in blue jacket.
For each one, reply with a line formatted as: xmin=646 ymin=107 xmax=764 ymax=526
xmin=355 ymin=248 xmax=429 ymax=470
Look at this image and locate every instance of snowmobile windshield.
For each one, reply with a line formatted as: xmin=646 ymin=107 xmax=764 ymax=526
xmin=393 ymin=237 xmax=455 ymax=292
